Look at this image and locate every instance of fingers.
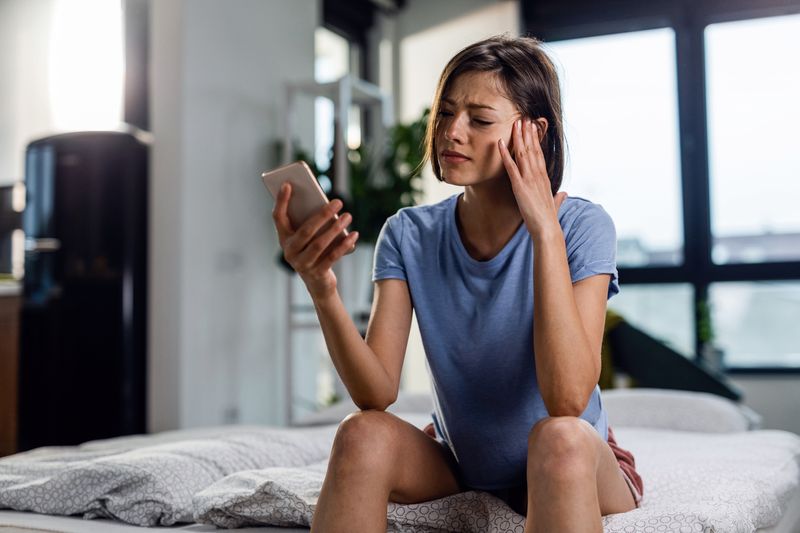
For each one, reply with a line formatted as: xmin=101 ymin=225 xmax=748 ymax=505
xmin=555 ymin=191 xmax=568 ymax=211
xmin=498 ymin=138 xmax=523 ymax=184
xmin=272 ymin=182 xmax=294 ymax=240
xmin=284 ymin=198 xmax=344 ymax=257
xmin=512 ymin=118 xmax=532 ymax=177
xmin=316 ymin=230 xmax=360 ymax=272
xmin=526 ymin=119 xmax=547 ymax=175
xmin=293 ymin=211 xmax=353 ymax=270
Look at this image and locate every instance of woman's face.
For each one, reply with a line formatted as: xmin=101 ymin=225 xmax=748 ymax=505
xmin=435 ymin=70 xmax=521 ymax=186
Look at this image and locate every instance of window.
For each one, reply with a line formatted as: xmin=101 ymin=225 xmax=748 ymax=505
xmin=608 ymin=284 xmax=695 ymax=358
xmin=314 ymin=27 xmax=364 ymax=176
xmin=709 ymin=281 xmax=800 ymax=368
xmin=705 ymin=15 xmax=800 ymax=265
xmin=524 ymin=2 xmax=800 ymax=371
xmin=547 ymin=29 xmax=683 ymax=268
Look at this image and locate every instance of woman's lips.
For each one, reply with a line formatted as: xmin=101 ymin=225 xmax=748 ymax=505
xmin=441 ymin=151 xmax=470 ymax=164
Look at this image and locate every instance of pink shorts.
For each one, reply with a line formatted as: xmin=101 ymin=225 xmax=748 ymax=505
xmin=607 ymin=426 xmax=644 ymax=508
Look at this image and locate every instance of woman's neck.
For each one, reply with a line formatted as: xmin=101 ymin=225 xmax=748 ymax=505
xmin=456 ymin=178 xmax=524 ymax=261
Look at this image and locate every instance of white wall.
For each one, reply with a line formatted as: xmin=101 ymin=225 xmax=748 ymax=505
xmin=0 ymin=0 xmax=57 ymax=185
xmin=149 ymin=0 xmax=317 ymax=431
xmin=730 ymin=377 xmax=800 ymax=435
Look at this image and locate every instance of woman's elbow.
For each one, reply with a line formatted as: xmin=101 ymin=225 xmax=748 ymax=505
xmin=544 ymin=393 xmax=590 ymax=418
xmin=354 ymin=391 xmax=397 ymax=412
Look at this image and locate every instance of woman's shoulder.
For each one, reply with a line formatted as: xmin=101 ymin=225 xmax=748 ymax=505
xmin=559 ymin=195 xmax=614 ymax=227
xmin=389 ymin=194 xmax=456 ymax=229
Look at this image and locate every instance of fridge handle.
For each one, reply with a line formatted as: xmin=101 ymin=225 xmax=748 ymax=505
xmin=25 ymin=238 xmax=62 ymax=253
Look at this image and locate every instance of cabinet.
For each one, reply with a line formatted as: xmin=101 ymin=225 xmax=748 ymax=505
xmin=0 ymin=284 xmax=21 ymax=457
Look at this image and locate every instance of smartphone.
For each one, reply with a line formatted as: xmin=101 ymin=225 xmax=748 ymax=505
xmin=261 ymin=161 xmax=351 ymax=246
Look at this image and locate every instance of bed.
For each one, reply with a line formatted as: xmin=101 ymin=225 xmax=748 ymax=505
xmin=1 ymin=388 xmax=799 ymax=533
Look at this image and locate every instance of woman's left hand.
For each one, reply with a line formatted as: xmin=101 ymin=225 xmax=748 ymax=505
xmin=498 ymin=118 xmax=567 ymax=238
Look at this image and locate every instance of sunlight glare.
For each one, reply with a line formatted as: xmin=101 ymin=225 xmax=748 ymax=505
xmin=49 ymin=0 xmax=124 ymax=131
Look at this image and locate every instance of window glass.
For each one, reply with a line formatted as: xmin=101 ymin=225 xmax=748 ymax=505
xmin=608 ymin=283 xmax=695 ymax=357
xmin=546 ymin=29 xmax=684 ymax=267
xmin=708 ymin=281 xmax=800 ymax=368
xmin=314 ymin=28 xmax=353 ymax=172
xmin=49 ymin=0 xmax=123 ymax=130
xmin=705 ymin=15 xmax=800 ymax=264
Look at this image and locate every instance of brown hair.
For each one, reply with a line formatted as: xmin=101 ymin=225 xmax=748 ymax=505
xmin=423 ymin=35 xmax=565 ymax=194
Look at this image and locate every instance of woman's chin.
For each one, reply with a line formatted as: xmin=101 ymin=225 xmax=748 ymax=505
xmin=442 ymin=172 xmax=470 ymax=185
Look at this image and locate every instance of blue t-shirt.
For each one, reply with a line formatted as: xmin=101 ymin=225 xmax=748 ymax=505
xmin=372 ymin=193 xmax=620 ymax=490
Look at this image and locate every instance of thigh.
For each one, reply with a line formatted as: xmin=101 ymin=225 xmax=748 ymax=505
xmin=388 ymin=413 xmax=466 ymax=504
xmin=588 ymin=423 xmax=637 ymax=515
xmin=337 ymin=410 xmax=466 ymax=505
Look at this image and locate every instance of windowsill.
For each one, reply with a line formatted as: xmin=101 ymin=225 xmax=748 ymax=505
xmin=726 ymin=367 xmax=800 ymax=375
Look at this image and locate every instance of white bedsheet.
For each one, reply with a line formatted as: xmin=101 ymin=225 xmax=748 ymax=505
xmin=189 ymin=426 xmax=800 ymax=532
xmin=1 ymin=409 xmax=799 ymax=532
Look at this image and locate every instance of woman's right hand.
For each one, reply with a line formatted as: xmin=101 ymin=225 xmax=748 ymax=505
xmin=272 ymin=182 xmax=360 ymax=300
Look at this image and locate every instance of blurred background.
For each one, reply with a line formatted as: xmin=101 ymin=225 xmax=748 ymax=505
xmin=0 ymin=0 xmax=798 ymax=457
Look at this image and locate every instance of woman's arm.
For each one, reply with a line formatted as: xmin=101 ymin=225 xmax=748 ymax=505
xmin=499 ymin=118 xmax=609 ymax=416
xmin=272 ymin=183 xmax=412 ymax=411
xmin=532 ymin=230 xmax=609 ymax=416
xmin=313 ymin=279 xmax=413 ymax=410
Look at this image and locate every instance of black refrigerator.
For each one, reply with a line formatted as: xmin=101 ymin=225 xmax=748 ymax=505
xmin=18 ymin=130 xmax=149 ymax=451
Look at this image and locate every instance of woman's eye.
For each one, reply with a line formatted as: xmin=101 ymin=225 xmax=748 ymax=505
xmin=437 ymin=110 xmax=453 ymax=117
xmin=473 ymin=119 xmax=493 ymax=126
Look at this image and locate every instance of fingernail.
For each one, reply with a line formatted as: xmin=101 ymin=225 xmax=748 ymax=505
xmin=331 ymin=199 xmax=342 ymax=210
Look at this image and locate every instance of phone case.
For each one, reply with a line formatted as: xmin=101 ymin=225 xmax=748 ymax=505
xmin=261 ymin=161 xmax=328 ymax=229
xmin=261 ymin=161 xmax=349 ymax=238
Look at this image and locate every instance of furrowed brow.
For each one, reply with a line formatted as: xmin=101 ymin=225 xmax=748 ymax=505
xmin=442 ymin=98 xmax=497 ymax=111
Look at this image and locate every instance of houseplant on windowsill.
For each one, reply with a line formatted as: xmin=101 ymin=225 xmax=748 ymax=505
xmin=697 ymin=297 xmax=725 ymax=373
xmin=334 ymin=110 xmax=428 ymax=320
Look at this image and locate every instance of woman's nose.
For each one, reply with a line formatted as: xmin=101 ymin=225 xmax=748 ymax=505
xmin=444 ymin=114 xmax=466 ymax=143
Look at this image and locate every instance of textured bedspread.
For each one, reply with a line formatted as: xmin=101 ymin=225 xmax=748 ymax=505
xmin=191 ymin=427 xmax=800 ymax=533
xmin=1 ymin=422 xmax=799 ymax=532
xmin=0 ymin=425 xmax=335 ymax=526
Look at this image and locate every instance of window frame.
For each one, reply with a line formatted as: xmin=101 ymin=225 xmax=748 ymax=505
xmin=522 ymin=0 xmax=800 ymax=373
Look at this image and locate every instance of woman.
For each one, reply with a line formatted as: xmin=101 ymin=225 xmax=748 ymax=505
xmin=272 ymin=35 xmax=643 ymax=533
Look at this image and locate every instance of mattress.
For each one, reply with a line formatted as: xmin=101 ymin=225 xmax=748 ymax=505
xmin=0 ymin=487 xmax=798 ymax=533
xmin=1 ymin=391 xmax=799 ymax=532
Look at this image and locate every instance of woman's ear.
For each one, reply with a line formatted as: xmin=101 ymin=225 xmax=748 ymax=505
xmin=534 ymin=118 xmax=549 ymax=143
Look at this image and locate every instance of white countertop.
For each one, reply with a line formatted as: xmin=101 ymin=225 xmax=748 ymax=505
xmin=0 ymin=280 xmax=21 ymax=297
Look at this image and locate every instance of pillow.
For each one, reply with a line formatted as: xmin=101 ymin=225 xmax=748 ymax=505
xmin=602 ymin=388 xmax=763 ymax=432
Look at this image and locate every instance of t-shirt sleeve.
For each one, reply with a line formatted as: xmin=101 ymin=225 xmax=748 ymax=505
xmin=372 ymin=213 xmax=407 ymax=282
xmin=565 ymin=203 xmax=620 ymax=299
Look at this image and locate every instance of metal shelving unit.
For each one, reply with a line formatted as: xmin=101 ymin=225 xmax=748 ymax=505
xmin=281 ymin=75 xmax=391 ymax=425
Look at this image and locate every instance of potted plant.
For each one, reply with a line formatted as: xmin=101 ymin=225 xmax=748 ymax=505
xmin=697 ymin=297 xmax=725 ymax=372
xmin=276 ymin=109 xmax=429 ymax=315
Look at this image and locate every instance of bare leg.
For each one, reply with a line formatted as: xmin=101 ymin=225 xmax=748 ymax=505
xmin=525 ymin=417 xmax=636 ymax=533
xmin=311 ymin=410 xmax=464 ymax=533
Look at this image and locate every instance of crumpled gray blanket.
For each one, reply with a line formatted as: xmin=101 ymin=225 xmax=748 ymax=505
xmin=0 ymin=425 xmax=335 ymax=526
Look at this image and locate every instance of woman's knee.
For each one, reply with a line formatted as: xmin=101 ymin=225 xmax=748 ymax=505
xmin=527 ymin=417 xmax=597 ymax=479
xmin=329 ymin=410 xmax=401 ymax=469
